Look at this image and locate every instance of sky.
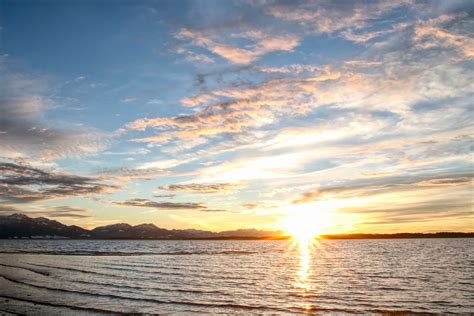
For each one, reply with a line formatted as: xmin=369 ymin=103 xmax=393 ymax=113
xmin=0 ymin=0 xmax=473 ymax=233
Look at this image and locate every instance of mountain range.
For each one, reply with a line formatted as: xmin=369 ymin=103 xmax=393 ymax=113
xmin=0 ymin=213 xmax=283 ymax=239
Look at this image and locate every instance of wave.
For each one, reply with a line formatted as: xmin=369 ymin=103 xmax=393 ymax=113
xmin=0 ymin=294 xmax=124 ymax=315
xmin=0 ymin=272 xmax=456 ymax=315
xmin=27 ymin=263 xmax=118 ymax=278
xmin=0 ymin=274 xmax=282 ymax=312
xmin=27 ymin=262 xmax=255 ymax=285
xmin=0 ymin=263 xmax=50 ymax=276
xmin=69 ymin=278 xmax=229 ymax=296
xmin=0 ymin=292 xmax=445 ymax=316
xmin=303 ymin=306 xmax=439 ymax=315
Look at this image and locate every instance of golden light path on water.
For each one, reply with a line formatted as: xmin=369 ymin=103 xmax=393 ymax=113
xmin=295 ymin=235 xmax=313 ymax=291
xmin=279 ymin=207 xmax=334 ymax=293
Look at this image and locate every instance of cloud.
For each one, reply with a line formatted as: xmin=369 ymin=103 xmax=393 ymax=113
xmin=153 ymin=194 xmax=176 ymax=199
xmin=1 ymin=162 xmax=91 ymax=186
xmin=175 ymin=47 xmax=215 ymax=64
xmin=116 ymin=198 xmax=204 ymax=209
xmin=343 ymin=60 xmax=383 ymax=67
xmin=180 ymin=93 xmax=217 ymax=107
xmin=120 ymin=97 xmax=137 ymax=103
xmin=44 ymin=206 xmax=91 ymax=218
xmin=129 ymin=135 xmax=171 ymax=143
xmin=340 ymin=28 xmax=391 ymax=43
xmin=0 ymin=205 xmax=90 ymax=218
xmin=0 ymin=205 xmax=22 ymax=214
xmin=292 ymin=173 xmax=473 ymax=204
xmin=343 ymin=198 xmax=473 ymax=229
xmin=125 ymin=67 xmax=345 ymax=148
xmin=242 ymin=203 xmax=278 ymax=210
xmin=416 ymin=177 xmax=473 ymax=186
xmin=97 ymin=167 xmax=168 ymax=182
xmin=0 ymin=162 xmax=119 ymax=203
xmin=257 ymin=64 xmax=323 ymax=74
xmin=158 ymin=183 xmax=240 ymax=194
xmin=413 ymin=14 xmax=474 ymax=59
xmin=126 ymin=101 xmax=273 ymax=144
xmin=176 ymin=28 xmax=300 ymax=64
xmin=266 ymin=0 xmax=412 ymax=33
xmin=194 ymin=149 xmax=325 ymax=183
xmin=126 ymin=10 xmax=473 ymax=194
xmin=114 ymin=198 xmax=225 ymax=212
xmin=0 ymin=66 xmax=108 ymax=160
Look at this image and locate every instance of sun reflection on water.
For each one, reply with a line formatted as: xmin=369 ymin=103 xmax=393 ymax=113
xmin=294 ymin=235 xmax=314 ymax=291
xmin=279 ymin=207 xmax=333 ymax=293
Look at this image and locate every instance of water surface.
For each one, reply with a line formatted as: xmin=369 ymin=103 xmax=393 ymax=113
xmin=0 ymin=239 xmax=472 ymax=314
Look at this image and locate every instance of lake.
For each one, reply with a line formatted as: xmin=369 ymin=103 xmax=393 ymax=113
xmin=0 ymin=239 xmax=473 ymax=314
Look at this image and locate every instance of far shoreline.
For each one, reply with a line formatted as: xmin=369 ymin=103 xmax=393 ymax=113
xmin=2 ymin=232 xmax=473 ymax=241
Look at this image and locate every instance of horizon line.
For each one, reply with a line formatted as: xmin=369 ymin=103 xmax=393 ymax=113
xmin=2 ymin=213 xmax=474 ymax=237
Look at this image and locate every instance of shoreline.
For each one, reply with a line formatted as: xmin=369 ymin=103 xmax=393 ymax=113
xmin=2 ymin=232 xmax=473 ymax=241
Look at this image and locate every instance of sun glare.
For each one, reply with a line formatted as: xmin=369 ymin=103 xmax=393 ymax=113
xmin=281 ymin=207 xmax=333 ymax=243
xmin=279 ymin=206 xmax=333 ymax=292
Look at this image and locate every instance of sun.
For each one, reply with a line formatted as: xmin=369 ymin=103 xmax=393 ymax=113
xmin=280 ymin=206 xmax=333 ymax=243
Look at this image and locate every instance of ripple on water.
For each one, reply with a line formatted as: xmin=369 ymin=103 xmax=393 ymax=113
xmin=0 ymin=239 xmax=472 ymax=314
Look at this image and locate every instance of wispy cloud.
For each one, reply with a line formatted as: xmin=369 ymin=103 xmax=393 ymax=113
xmin=0 ymin=205 xmax=91 ymax=218
xmin=97 ymin=166 xmax=169 ymax=182
xmin=0 ymin=65 xmax=108 ymax=160
xmin=125 ymin=67 xmax=345 ymax=148
xmin=242 ymin=203 xmax=278 ymax=210
xmin=0 ymin=162 xmax=118 ymax=203
xmin=266 ymin=0 xmax=412 ymax=33
xmin=45 ymin=206 xmax=91 ymax=218
xmin=114 ymin=198 xmax=225 ymax=212
xmin=158 ymin=183 xmax=241 ymax=194
xmin=413 ymin=14 xmax=474 ymax=59
xmin=292 ymin=173 xmax=473 ymax=204
xmin=176 ymin=28 xmax=300 ymax=64
xmin=153 ymin=194 xmax=176 ymax=199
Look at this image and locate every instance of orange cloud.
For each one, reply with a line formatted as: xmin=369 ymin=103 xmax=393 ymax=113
xmin=413 ymin=14 xmax=474 ymax=58
xmin=176 ymin=28 xmax=300 ymax=64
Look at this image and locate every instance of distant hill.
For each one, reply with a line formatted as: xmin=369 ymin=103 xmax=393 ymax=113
xmin=0 ymin=213 xmax=473 ymax=239
xmin=0 ymin=213 xmax=90 ymax=239
xmin=0 ymin=213 xmax=282 ymax=239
